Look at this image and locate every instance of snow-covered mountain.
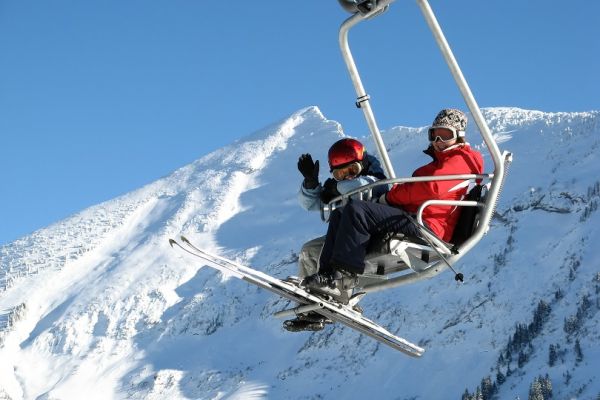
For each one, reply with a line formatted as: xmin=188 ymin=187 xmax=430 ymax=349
xmin=1 ymin=106 xmax=599 ymax=400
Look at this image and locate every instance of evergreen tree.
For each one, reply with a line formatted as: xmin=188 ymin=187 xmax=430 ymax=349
xmin=579 ymin=294 xmax=592 ymax=317
xmin=574 ymin=339 xmax=583 ymax=363
xmin=564 ymin=315 xmax=579 ymax=336
xmin=530 ymin=300 xmax=551 ymax=336
xmin=518 ymin=350 xmax=528 ymax=368
xmin=462 ymin=389 xmax=472 ymax=400
xmin=505 ymin=348 xmax=512 ymax=364
xmin=496 ymin=369 xmax=506 ymax=385
xmin=548 ymin=344 xmax=557 ymax=367
xmin=540 ymin=374 xmax=553 ymax=399
xmin=475 ymin=386 xmax=483 ymax=400
xmin=554 ymin=288 xmax=564 ymax=300
xmin=529 ymin=378 xmax=544 ymax=400
xmin=481 ymin=376 xmax=495 ymax=400
xmin=516 ymin=323 xmax=530 ymax=348
xmin=564 ymin=370 xmax=572 ymax=385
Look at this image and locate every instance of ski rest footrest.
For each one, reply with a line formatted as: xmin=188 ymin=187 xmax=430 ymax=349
xmin=356 ymin=272 xmax=388 ymax=287
xmin=363 ymin=230 xmax=456 ymax=276
xmin=362 ymin=256 xmax=410 ymax=276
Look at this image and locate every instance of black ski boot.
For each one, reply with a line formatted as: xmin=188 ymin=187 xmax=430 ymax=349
xmin=301 ymin=270 xmax=358 ymax=304
xmin=283 ymin=312 xmax=332 ymax=332
xmin=283 ymin=319 xmax=325 ymax=332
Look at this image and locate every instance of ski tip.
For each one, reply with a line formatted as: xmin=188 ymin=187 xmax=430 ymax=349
xmin=168 ymin=238 xmax=177 ymax=248
xmin=180 ymin=235 xmax=190 ymax=244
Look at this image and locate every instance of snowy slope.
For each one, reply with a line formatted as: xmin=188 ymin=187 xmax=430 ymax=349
xmin=1 ymin=106 xmax=599 ymax=400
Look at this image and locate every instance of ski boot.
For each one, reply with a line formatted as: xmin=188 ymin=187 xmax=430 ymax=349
xmin=301 ymin=270 xmax=358 ymax=304
xmin=283 ymin=312 xmax=332 ymax=332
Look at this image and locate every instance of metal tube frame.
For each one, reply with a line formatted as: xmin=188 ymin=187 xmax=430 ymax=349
xmin=320 ymin=173 xmax=491 ymax=221
xmin=337 ymin=0 xmax=512 ymax=292
xmin=415 ymin=0 xmax=507 ymax=259
xmin=339 ymin=0 xmax=397 ymax=179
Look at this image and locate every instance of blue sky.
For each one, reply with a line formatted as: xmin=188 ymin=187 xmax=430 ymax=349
xmin=1 ymin=0 xmax=599 ymax=245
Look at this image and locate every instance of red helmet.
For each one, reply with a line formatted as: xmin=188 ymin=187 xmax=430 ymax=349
xmin=328 ymin=138 xmax=365 ymax=171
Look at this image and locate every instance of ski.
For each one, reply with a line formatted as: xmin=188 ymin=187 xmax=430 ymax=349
xmin=169 ymin=236 xmax=425 ymax=358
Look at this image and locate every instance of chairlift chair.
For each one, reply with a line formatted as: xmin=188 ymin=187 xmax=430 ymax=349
xmin=322 ymin=0 xmax=513 ymax=294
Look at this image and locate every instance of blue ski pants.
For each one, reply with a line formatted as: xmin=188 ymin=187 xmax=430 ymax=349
xmin=318 ymin=199 xmax=420 ymax=275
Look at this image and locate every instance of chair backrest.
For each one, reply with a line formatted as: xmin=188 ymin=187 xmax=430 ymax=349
xmin=449 ymin=184 xmax=487 ymax=246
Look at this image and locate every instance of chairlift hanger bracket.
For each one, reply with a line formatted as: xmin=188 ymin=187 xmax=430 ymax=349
xmin=338 ymin=0 xmax=391 ymax=17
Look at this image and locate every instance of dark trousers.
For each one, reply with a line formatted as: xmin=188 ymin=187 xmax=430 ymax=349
xmin=319 ymin=199 xmax=420 ymax=275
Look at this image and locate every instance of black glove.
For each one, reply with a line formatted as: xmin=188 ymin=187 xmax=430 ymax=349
xmin=320 ymin=178 xmax=341 ymax=204
xmin=297 ymin=153 xmax=319 ymax=189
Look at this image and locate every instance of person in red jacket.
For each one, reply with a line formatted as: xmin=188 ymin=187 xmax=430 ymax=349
xmin=303 ymin=108 xmax=484 ymax=299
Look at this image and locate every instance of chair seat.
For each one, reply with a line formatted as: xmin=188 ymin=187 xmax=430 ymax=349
xmin=362 ymin=233 xmax=453 ymax=277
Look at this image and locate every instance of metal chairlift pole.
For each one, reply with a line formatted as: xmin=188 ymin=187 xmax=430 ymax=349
xmin=339 ymin=1 xmax=397 ymax=179
xmin=416 ymin=0 xmax=508 ymax=258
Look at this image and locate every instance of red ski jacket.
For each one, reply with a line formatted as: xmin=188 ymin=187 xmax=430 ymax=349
xmin=384 ymin=144 xmax=484 ymax=242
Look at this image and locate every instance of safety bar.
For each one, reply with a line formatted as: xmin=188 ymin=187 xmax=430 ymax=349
xmin=320 ymin=173 xmax=491 ymax=221
xmin=320 ymin=175 xmax=490 ymax=257
xmin=417 ymin=200 xmax=481 ymax=227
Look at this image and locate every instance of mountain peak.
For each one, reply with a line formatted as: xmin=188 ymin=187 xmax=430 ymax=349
xmin=2 ymin=106 xmax=600 ymax=399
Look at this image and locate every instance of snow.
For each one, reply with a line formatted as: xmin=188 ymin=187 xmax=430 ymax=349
xmin=1 ymin=105 xmax=600 ymax=399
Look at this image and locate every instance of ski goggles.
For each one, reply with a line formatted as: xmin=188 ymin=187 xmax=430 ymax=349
xmin=332 ymin=161 xmax=363 ymax=181
xmin=428 ymin=126 xmax=465 ymax=143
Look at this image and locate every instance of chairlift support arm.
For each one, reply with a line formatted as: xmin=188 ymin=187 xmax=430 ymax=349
xmin=415 ymin=0 xmax=508 ymax=261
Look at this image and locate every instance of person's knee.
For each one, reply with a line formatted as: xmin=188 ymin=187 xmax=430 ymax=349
xmin=329 ymin=208 xmax=343 ymax=224
xmin=300 ymin=241 xmax=312 ymax=253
